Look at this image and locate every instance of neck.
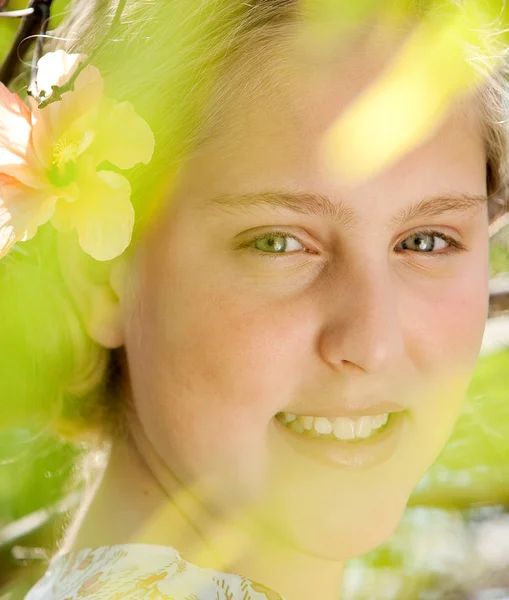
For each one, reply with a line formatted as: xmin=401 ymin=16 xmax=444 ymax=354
xmin=69 ymin=431 xmax=345 ymax=600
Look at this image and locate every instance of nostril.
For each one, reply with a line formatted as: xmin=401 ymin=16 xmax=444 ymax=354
xmin=317 ymin=306 xmax=406 ymax=376
xmin=322 ymin=353 xmax=367 ymax=374
xmin=337 ymin=359 xmax=366 ymax=373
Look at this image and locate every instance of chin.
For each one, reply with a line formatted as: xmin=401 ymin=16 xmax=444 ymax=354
xmin=278 ymin=488 xmax=412 ymax=561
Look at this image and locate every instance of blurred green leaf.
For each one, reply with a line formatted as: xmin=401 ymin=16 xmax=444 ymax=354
xmin=319 ymin=0 xmax=508 ymax=181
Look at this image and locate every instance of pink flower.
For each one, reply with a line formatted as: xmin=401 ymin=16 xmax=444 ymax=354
xmin=0 ymin=50 xmax=155 ymax=261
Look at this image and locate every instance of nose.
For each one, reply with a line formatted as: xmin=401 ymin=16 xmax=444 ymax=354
xmin=317 ymin=264 xmax=406 ymax=375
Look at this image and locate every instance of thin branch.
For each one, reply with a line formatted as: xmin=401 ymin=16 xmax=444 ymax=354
xmin=0 ymin=0 xmax=54 ymax=86
xmin=0 ymin=8 xmax=35 ymax=18
xmin=28 ymin=1 xmax=51 ymax=96
xmin=109 ymin=0 xmax=127 ymax=33
xmin=36 ymin=0 xmax=128 ymax=108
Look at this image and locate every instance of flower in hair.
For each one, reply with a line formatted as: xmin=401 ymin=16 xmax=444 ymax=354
xmin=0 ymin=50 xmax=154 ymax=261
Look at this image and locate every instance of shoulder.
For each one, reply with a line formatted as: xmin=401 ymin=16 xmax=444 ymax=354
xmin=24 ymin=545 xmax=286 ymax=600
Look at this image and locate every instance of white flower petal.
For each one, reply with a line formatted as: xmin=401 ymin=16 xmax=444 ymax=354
xmin=0 ymin=208 xmax=16 ymax=258
xmin=91 ymin=99 xmax=155 ymax=169
xmin=52 ymin=162 xmax=134 ymax=261
xmin=0 ymin=177 xmax=55 ymax=259
xmin=0 ymin=84 xmax=45 ymax=187
xmin=31 ymin=63 xmax=104 ymax=168
xmin=35 ymin=50 xmax=85 ymax=100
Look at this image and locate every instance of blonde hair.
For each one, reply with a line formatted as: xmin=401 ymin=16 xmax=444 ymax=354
xmin=2 ymin=0 xmax=305 ymax=441
xmin=0 ymin=1 xmax=507 ymax=573
xmin=4 ymin=0 xmax=509 ymax=434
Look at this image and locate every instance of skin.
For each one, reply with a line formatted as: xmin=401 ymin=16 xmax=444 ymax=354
xmin=70 ymin=41 xmax=490 ymax=600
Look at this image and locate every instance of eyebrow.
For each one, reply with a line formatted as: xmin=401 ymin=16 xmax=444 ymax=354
xmin=206 ymin=190 xmax=488 ymax=226
xmin=390 ymin=192 xmax=488 ymax=226
xmin=207 ymin=191 xmax=356 ymax=227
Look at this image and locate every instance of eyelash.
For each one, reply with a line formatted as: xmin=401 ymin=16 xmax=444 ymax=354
xmin=238 ymin=229 xmax=312 ymax=259
xmin=394 ymin=229 xmax=466 ymax=255
xmin=239 ymin=229 xmax=466 ymax=258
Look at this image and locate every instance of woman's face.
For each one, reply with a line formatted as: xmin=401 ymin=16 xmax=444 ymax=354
xmin=120 ymin=48 xmax=489 ymax=559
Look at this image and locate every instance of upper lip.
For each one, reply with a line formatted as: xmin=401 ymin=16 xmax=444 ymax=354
xmin=281 ymin=401 xmax=406 ymax=419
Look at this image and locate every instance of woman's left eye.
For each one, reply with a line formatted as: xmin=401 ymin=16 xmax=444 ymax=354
xmin=396 ymin=230 xmax=463 ymax=254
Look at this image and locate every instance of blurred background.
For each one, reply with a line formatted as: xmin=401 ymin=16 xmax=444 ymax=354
xmin=1 ymin=1 xmax=509 ymax=598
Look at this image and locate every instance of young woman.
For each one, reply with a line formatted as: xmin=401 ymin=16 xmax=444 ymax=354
xmin=0 ymin=0 xmax=506 ymax=598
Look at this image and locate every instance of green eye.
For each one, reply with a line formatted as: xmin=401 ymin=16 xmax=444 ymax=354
xmin=250 ymin=233 xmax=305 ymax=254
xmin=398 ymin=231 xmax=460 ymax=253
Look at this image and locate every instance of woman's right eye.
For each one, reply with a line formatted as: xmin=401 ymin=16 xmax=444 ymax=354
xmin=242 ymin=231 xmax=307 ymax=255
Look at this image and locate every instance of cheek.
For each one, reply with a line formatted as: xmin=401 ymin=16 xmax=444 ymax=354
xmin=405 ymin=254 xmax=489 ymax=373
xmin=124 ymin=243 xmax=314 ymax=503
xmin=399 ymin=249 xmax=489 ymax=475
xmin=153 ymin=288 xmax=310 ymax=421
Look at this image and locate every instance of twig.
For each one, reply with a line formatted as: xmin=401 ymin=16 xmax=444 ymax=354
xmin=28 ymin=1 xmax=51 ymax=96
xmin=36 ymin=0 xmax=128 ymax=108
xmin=489 ymin=212 xmax=509 ymax=238
xmin=0 ymin=8 xmax=34 ymax=18
xmin=0 ymin=0 xmax=53 ymax=86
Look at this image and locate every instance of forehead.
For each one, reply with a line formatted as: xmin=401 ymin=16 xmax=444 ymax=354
xmin=175 ymin=40 xmax=486 ymax=212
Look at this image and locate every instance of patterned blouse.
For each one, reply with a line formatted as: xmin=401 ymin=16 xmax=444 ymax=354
xmin=24 ymin=545 xmax=286 ymax=600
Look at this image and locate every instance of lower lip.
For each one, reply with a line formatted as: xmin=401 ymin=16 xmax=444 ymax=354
xmin=272 ymin=412 xmax=407 ymax=470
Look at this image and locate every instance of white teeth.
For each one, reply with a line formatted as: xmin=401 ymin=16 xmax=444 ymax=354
xmin=278 ymin=412 xmax=391 ymax=441
xmin=282 ymin=413 xmax=297 ymax=423
xmin=372 ymin=413 xmax=388 ymax=428
xmin=333 ymin=417 xmax=355 ymax=440
xmin=299 ymin=415 xmax=314 ymax=430
xmin=290 ymin=420 xmax=304 ymax=433
xmin=355 ymin=416 xmax=373 ymax=439
xmin=314 ymin=417 xmax=332 ymax=435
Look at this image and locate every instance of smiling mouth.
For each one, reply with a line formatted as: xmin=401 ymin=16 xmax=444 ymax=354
xmin=276 ymin=411 xmax=391 ymax=442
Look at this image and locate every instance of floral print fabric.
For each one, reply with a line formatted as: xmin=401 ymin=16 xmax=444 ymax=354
xmin=24 ymin=544 xmax=286 ymax=600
